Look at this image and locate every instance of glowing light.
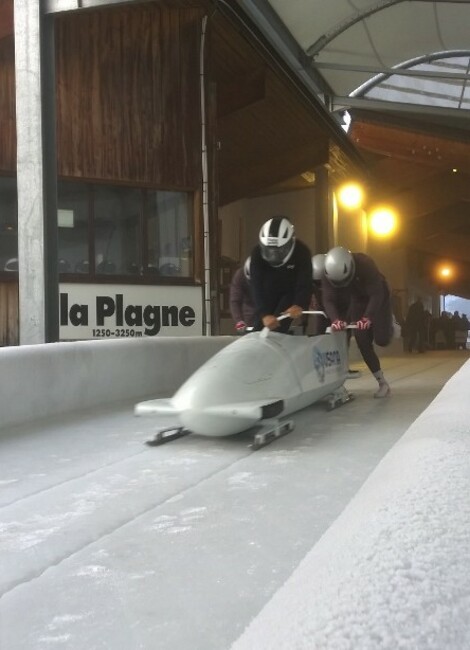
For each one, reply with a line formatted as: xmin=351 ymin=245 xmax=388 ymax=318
xmin=438 ymin=265 xmax=453 ymax=280
xmin=369 ymin=207 xmax=397 ymax=237
xmin=337 ymin=183 xmax=364 ymax=210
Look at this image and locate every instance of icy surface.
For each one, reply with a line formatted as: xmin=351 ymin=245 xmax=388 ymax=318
xmin=0 ymin=351 xmax=468 ymax=649
xmin=232 ymin=357 xmax=470 ymax=650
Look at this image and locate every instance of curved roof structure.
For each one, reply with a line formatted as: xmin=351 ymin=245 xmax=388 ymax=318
xmin=234 ymin=0 xmax=470 ymax=297
xmin=238 ymin=0 xmax=470 ymax=121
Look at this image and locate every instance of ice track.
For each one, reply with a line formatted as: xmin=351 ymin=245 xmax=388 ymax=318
xmin=0 ymin=350 xmax=467 ymax=650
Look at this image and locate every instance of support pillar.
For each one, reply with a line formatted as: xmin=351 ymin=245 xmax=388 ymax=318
xmin=14 ymin=0 xmax=59 ymax=344
xmin=313 ymin=164 xmax=331 ymax=253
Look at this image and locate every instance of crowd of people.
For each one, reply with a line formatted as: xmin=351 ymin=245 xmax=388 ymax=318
xmin=403 ymin=298 xmax=469 ymax=352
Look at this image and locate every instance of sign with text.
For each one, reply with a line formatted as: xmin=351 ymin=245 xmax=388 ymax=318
xmin=59 ymin=284 xmax=203 ymax=340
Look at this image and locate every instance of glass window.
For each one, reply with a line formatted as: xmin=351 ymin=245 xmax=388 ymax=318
xmin=57 ymin=180 xmax=90 ymax=274
xmin=93 ymin=186 xmax=141 ymax=275
xmin=0 ymin=179 xmax=194 ymax=282
xmin=0 ymin=176 xmax=18 ymax=272
xmin=146 ymin=190 xmax=192 ymax=278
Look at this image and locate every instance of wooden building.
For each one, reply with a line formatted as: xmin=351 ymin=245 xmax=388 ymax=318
xmin=0 ymin=0 xmax=364 ymax=345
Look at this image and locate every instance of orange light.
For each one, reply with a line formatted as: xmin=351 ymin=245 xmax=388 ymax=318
xmin=337 ymin=183 xmax=364 ymax=210
xmin=438 ymin=265 xmax=453 ymax=280
xmin=368 ymin=207 xmax=398 ymax=237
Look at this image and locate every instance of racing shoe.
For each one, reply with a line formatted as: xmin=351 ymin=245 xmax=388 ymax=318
xmin=374 ymin=381 xmax=391 ymax=398
xmin=346 ymin=368 xmax=361 ymax=379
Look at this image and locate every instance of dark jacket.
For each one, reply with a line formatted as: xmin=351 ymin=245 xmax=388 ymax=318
xmin=229 ymin=267 xmax=255 ymax=326
xmin=321 ymin=252 xmax=390 ymax=322
xmin=250 ymin=239 xmax=312 ymax=318
xmin=405 ymin=300 xmax=425 ymax=328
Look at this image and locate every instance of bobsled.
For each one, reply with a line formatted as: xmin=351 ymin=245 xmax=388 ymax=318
xmin=135 ymin=312 xmax=355 ymax=449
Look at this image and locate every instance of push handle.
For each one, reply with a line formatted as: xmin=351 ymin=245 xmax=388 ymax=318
xmin=260 ymin=309 xmax=327 ymax=338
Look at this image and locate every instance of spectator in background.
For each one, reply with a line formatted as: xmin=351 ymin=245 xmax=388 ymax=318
xmin=452 ymin=310 xmax=468 ymax=349
xmin=405 ymin=296 xmax=426 ymax=353
xmin=321 ymin=246 xmax=393 ymax=398
xmin=229 ymin=257 xmax=255 ymax=334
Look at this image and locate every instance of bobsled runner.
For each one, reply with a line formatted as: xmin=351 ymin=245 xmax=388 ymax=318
xmin=135 ymin=311 xmax=354 ymax=450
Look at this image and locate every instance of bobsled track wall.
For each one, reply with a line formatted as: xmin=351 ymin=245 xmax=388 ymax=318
xmin=231 ymin=358 xmax=470 ymax=650
xmin=0 ymin=334 xmax=402 ymax=433
xmin=0 ymin=336 xmax=233 ymax=432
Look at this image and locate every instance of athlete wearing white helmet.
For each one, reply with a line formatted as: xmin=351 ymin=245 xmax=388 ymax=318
xmin=258 ymin=216 xmax=295 ymax=268
xmin=250 ymin=216 xmax=312 ymax=333
xmin=322 ymin=248 xmax=393 ymax=398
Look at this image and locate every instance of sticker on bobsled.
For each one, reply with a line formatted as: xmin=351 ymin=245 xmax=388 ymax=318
xmin=313 ymin=346 xmax=341 ymax=383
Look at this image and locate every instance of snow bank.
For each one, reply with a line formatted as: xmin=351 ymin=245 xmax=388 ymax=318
xmin=0 ymin=336 xmax=232 ymax=431
xmin=231 ymin=359 xmax=470 ymax=650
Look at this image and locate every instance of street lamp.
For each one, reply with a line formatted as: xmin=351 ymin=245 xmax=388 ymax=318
xmin=436 ymin=264 xmax=454 ymax=311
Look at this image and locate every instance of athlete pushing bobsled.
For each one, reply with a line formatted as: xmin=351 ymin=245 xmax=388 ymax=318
xmin=135 ymin=217 xmax=356 ymax=449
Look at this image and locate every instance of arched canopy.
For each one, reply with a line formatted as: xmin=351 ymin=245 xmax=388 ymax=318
xmin=240 ymin=0 xmax=470 ymax=117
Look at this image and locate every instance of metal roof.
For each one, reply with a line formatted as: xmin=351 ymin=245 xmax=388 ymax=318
xmin=236 ymin=0 xmax=470 ymax=123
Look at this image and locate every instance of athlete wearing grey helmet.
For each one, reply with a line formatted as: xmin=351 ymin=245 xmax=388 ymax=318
xmin=324 ymin=246 xmax=356 ymax=287
xmin=311 ymin=253 xmax=326 ymax=282
xmin=322 ymin=247 xmax=393 ymax=397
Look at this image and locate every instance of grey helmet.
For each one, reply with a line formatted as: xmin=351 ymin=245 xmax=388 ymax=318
xmin=312 ymin=253 xmax=326 ymax=281
xmin=259 ymin=216 xmax=295 ymax=267
xmin=324 ymin=246 xmax=356 ymax=287
xmin=243 ymin=256 xmax=251 ymax=281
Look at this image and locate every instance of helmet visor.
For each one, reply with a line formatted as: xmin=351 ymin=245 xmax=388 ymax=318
xmin=261 ymin=241 xmax=294 ymax=267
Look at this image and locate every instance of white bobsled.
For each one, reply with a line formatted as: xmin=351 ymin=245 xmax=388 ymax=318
xmin=135 ymin=313 xmax=354 ymax=448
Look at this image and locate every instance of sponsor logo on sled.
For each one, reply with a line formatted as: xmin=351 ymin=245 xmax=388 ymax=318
xmin=313 ymin=346 xmax=341 ymax=383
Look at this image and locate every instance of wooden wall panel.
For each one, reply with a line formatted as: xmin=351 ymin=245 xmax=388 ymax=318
xmin=0 ymin=35 xmax=15 ymax=173
xmin=0 ymin=281 xmax=18 ymax=346
xmin=55 ymin=4 xmax=203 ymax=188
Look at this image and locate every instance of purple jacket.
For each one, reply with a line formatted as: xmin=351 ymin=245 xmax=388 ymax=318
xmin=321 ymin=253 xmax=390 ymax=322
xmin=229 ymin=267 xmax=255 ymax=326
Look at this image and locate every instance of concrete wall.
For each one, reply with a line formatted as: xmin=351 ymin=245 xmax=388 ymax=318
xmin=0 ymin=336 xmax=233 ymax=432
xmin=219 ymin=188 xmax=317 ymax=265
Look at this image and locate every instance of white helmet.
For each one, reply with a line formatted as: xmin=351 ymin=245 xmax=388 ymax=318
xmin=312 ymin=254 xmax=326 ymax=281
xmin=324 ymin=246 xmax=355 ymax=287
xmin=243 ymin=256 xmax=251 ymax=281
xmin=259 ymin=216 xmax=295 ymax=267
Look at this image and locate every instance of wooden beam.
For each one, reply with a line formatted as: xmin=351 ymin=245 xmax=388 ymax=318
xmin=350 ymin=120 xmax=470 ymax=172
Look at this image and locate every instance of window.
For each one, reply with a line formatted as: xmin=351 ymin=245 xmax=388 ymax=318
xmin=58 ymin=180 xmax=90 ymax=273
xmin=0 ymin=178 xmax=194 ymax=282
xmin=147 ymin=190 xmax=192 ymax=277
xmin=0 ymin=176 xmax=18 ymax=272
xmin=57 ymin=181 xmax=193 ymax=280
xmin=93 ymin=185 xmax=141 ymax=275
